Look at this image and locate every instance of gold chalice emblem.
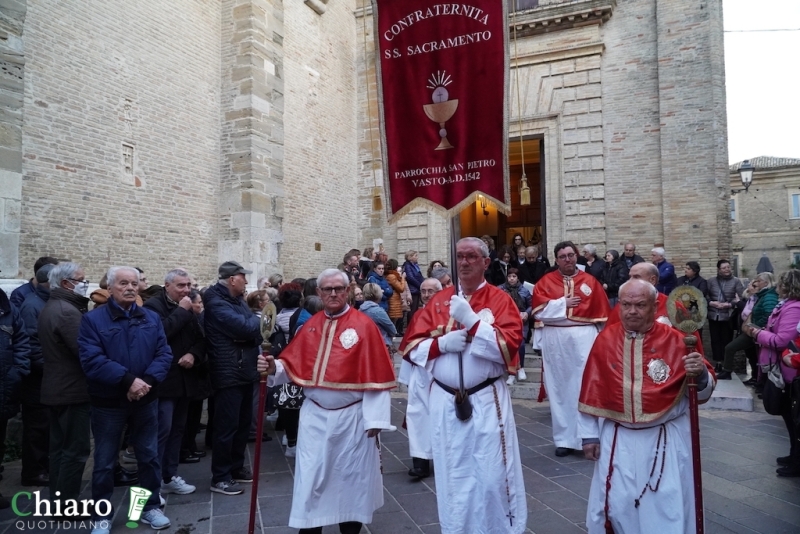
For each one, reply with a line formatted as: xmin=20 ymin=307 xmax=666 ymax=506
xmin=423 ymin=71 xmax=458 ymax=150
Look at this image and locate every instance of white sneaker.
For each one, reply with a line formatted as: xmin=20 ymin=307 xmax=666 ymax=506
xmin=285 ymin=445 xmax=296 ymax=458
xmin=160 ymin=493 xmax=166 ymax=507
xmin=141 ymin=508 xmax=171 ymax=530
xmin=266 ymin=411 xmax=279 ymax=422
xmin=282 ymin=434 xmax=288 ymax=446
xmin=161 ymin=475 xmax=196 ymax=495
xmin=506 ymin=375 xmax=516 ymax=386
xmin=517 ymin=368 xmax=527 ymax=381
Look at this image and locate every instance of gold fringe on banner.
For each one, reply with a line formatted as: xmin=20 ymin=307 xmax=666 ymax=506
xmin=386 ymin=191 xmax=511 ymax=226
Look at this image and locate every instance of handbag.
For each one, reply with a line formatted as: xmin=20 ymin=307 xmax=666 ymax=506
xmin=272 ymin=382 xmax=305 ymax=410
xmin=762 ymin=364 xmax=785 ymax=416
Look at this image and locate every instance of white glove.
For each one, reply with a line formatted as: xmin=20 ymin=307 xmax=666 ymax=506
xmin=449 ymin=295 xmax=480 ymax=329
xmin=437 ymin=329 xmax=468 ymax=353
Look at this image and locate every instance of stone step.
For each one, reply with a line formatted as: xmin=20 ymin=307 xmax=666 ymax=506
xmin=699 ymin=372 xmax=754 ymax=411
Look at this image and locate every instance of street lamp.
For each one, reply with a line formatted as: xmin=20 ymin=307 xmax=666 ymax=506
xmin=732 ymin=159 xmax=755 ymax=195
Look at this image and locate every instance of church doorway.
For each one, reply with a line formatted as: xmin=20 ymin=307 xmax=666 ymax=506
xmin=459 ymin=137 xmax=544 ymax=252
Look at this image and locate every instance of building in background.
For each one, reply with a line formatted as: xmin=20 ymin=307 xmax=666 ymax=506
xmin=730 ymin=157 xmax=800 ymax=277
xmin=1 ymin=0 xmax=731 ymax=288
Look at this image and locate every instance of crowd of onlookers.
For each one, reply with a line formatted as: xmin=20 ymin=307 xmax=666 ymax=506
xmin=1 ymin=237 xmax=799 ymax=533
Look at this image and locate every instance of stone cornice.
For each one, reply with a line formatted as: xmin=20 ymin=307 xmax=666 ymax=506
xmin=509 ymin=0 xmax=615 ymax=38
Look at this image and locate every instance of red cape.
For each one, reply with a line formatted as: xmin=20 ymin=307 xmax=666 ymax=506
xmin=532 ymin=270 xmax=610 ymax=326
xmin=279 ymin=307 xmax=396 ymax=391
xmin=578 ymin=321 xmax=715 ymax=424
xmin=399 ymin=284 xmax=523 ymax=374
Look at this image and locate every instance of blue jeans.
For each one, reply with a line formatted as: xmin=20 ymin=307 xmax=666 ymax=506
xmin=157 ymin=397 xmax=190 ymax=482
xmin=91 ymin=402 xmax=161 ymax=519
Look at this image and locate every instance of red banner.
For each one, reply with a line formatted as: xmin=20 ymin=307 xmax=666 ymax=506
xmin=372 ymin=0 xmax=510 ymax=222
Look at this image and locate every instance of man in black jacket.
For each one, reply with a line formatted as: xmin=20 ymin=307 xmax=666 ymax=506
xmin=204 ymin=261 xmax=263 ymax=496
xmin=622 ymin=243 xmax=645 ymax=271
xmin=519 ymin=245 xmax=550 ymax=285
xmin=38 ymin=262 xmax=91 ymax=505
xmin=18 ymin=264 xmax=55 ymax=486
xmin=144 ymin=269 xmax=206 ymax=497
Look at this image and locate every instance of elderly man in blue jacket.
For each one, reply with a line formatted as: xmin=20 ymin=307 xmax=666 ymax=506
xmin=203 ymin=261 xmax=263 ymax=496
xmin=78 ymin=266 xmax=172 ymax=534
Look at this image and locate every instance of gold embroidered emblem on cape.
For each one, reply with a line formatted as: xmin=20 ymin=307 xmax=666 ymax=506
xmin=339 ymin=328 xmax=359 ymax=349
xmin=646 ymin=358 xmax=671 ymax=385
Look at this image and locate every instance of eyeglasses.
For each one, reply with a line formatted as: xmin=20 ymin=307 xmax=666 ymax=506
xmin=556 ymin=253 xmax=577 ymax=261
xmin=456 ymin=253 xmax=482 ymax=263
xmin=68 ymin=278 xmax=89 ymax=285
xmin=319 ymin=286 xmax=348 ymax=295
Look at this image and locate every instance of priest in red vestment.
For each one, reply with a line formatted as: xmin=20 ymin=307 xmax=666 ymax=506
xmin=578 ymin=279 xmax=715 ymax=534
xmin=402 ymin=237 xmax=527 ymax=534
xmin=532 ymin=241 xmax=610 ymax=457
xmin=267 ymin=268 xmax=396 ymax=534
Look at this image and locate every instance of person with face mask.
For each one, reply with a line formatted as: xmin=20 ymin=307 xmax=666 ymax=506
xmin=37 ymin=262 xmax=92 ymax=508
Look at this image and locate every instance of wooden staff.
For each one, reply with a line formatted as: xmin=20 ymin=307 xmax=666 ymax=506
xmin=684 ymin=334 xmax=704 ymax=534
xmin=667 ymin=285 xmax=707 ymax=534
xmin=247 ymin=367 xmax=269 ymax=534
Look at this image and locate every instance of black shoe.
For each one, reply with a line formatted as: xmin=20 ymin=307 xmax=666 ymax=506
xmin=743 ymin=378 xmax=757 ymax=386
xmin=776 ymin=465 xmax=800 ymax=477
xmin=777 ymin=456 xmax=792 ymax=466
xmin=179 ymin=453 xmax=201 ymax=464
xmin=0 ymin=492 xmax=9 ymax=509
xmin=248 ymin=432 xmax=273 ymax=442
xmin=714 ymin=362 xmax=723 ymax=373
xmin=21 ymin=473 xmax=49 ymax=486
xmin=114 ymin=465 xmax=139 ymax=487
xmin=407 ymin=458 xmax=430 ymax=479
xmin=717 ymin=371 xmax=732 ymax=380
xmin=193 ymin=450 xmax=207 ymax=458
xmin=555 ymin=447 xmax=571 ymax=457
xmin=232 ymin=468 xmax=253 ymax=483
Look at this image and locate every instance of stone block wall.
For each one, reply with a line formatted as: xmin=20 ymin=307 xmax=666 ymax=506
xmin=282 ymin=0 xmax=360 ymax=279
xmin=20 ymin=0 xmax=221 ymax=283
xmin=0 ymin=0 xmax=25 ymax=277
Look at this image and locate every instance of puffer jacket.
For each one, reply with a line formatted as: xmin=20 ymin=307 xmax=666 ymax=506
xmin=749 ymin=287 xmax=779 ymax=328
xmin=0 ymin=289 xmax=31 ymax=419
xmin=19 ymin=285 xmax=49 ymax=374
xmin=385 ymin=271 xmax=406 ymax=320
xmin=78 ymin=299 xmax=172 ymax=407
xmin=203 ymin=282 xmax=263 ymax=390
xmin=144 ymin=287 xmax=207 ymax=398
xmin=367 ymin=272 xmax=393 ymax=311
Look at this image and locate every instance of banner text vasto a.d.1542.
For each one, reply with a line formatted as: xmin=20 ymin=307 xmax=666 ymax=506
xmin=372 ymin=0 xmax=510 ymax=222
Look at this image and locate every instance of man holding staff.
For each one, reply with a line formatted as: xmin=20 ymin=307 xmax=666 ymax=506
xmin=403 ymin=237 xmax=527 ymax=533
xmin=578 ymin=279 xmax=715 ymax=533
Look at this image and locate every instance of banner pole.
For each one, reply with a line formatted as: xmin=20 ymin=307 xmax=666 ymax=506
xmin=449 ymin=216 xmax=460 ymax=290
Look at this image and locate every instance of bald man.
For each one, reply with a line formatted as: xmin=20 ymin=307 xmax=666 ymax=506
xmin=578 ymin=280 xmax=715 ymax=533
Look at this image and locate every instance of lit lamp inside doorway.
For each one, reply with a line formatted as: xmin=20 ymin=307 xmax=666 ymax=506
xmin=478 ymin=194 xmax=489 ymax=216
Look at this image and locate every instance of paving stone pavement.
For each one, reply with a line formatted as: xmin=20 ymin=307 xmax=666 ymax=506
xmin=1 ymin=394 xmax=799 ymax=534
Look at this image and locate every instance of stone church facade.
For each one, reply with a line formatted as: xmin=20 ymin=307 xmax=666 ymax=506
xmin=0 ymin=0 xmax=730 ymax=285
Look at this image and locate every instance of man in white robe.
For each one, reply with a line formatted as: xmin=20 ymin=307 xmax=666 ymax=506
xmin=403 ymin=238 xmax=527 ymax=534
xmin=532 ymin=241 xmax=609 ymax=457
xmin=578 ymin=280 xmax=715 ymax=533
xmin=397 ymin=277 xmax=442 ymax=479
xmin=267 ymin=269 xmax=396 ymax=534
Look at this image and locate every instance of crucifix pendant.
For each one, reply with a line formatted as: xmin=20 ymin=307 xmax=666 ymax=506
xmin=506 ymin=511 xmax=514 ymax=526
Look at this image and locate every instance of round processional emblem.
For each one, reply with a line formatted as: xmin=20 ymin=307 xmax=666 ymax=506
xmin=666 ymin=286 xmax=708 ymax=334
xmin=477 ymin=308 xmax=495 ymax=325
xmin=339 ymin=328 xmax=359 ymax=349
xmin=647 ymin=359 xmax=671 ymax=384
